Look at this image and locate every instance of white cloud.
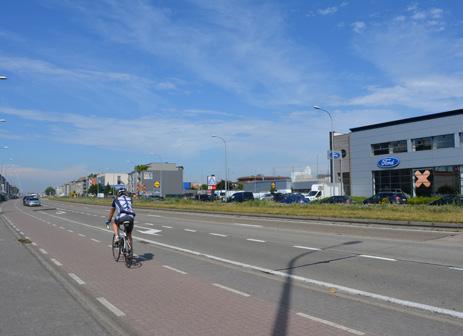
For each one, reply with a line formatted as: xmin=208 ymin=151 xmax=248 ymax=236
xmin=318 ymin=6 xmax=339 ymax=16
xmin=351 ymin=21 xmax=366 ymax=33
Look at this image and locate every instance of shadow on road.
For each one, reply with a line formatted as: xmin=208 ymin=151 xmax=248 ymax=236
xmin=271 ymin=240 xmax=362 ymax=336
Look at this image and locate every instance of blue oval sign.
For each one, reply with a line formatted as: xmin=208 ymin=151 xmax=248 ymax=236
xmin=377 ymin=157 xmax=400 ymax=168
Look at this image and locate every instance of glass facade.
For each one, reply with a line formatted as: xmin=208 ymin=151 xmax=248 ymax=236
xmin=412 ymin=137 xmax=432 ymax=151
xmin=412 ymin=134 xmax=455 ymax=151
xmin=434 ymin=134 xmax=454 ymax=149
xmin=371 ymin=140 xmax=407 ymax=156
xmin=373 ymin=165 xmax=461 ymax=196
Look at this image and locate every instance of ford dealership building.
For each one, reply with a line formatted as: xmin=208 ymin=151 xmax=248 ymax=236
xmin=338 ymin=109 xmax=463 ymax=197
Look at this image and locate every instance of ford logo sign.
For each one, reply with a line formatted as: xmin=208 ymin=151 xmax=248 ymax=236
xmin=377 ymin=157 xmax=400 ymax=168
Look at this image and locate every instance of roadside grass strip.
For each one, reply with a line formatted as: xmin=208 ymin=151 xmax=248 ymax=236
xmin=296 ymin=313 xmax=365 ymax=335
xmin=213 ymin=283 xmax=250 ymax=297
xmin=97 ymin=297 xmax=126 ymax=317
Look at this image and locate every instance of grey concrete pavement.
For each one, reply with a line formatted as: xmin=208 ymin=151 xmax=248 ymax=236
xmin=0 ymin=212 xmax=113 ymax=336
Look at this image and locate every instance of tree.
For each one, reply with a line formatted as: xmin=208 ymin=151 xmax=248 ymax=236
xmin=134 ymin=164 xmax=150 ymax=196
xmin=104 ymin=183 xmax=112 ymax=195
xmin=44 ymin=186 xmax=56 ymax=196
xmin=88 ymin=183 xmax=104 ymax=195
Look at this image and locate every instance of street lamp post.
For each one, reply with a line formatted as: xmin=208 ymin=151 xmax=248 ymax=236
xmin=313 ymin=106 xmax=336 ymax=196
xmin=212 ymin=135 xmax=228 ymax=199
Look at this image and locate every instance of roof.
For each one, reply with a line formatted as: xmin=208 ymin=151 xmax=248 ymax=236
xmin=350 ymin=109 xmax=463 ymax=133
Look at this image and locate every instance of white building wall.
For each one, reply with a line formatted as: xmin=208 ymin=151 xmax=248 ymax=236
xmin=351 ymin=114 xmax=463 ymax=197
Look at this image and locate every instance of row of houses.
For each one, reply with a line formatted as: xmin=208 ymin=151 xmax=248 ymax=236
xmin=0 ymin=174 xmax=19 ymax=200
xmin=56 ymin=162 xmax=184 ymax=198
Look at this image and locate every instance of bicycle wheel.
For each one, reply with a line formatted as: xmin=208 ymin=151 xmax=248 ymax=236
xmin=112 ymin=234 xmax=121 ymax=262
xmin=124 ymin=240 xmax=132 ymax=268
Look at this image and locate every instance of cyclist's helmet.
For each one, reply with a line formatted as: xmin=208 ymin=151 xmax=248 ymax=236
xmin=117 ymin=188 xmax=127 ymax=196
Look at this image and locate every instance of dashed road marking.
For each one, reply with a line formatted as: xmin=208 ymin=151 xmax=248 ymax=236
xmin=233 ymin=223 xmax=262 ymax=228
xmin=246 ymin=238 xmax=266 ymax=243
xmin=359 ymin=255 xmax=396 ymax=262
xmin=297 ymin=313 xmax=365 ymax=335
xmin=78 ymin=233 xmax=86 ymax=237
xmin=162 ymin=225 xmax=172 ymax=229
xmin=97 ymin=297 xmax=125 ymax=317
xmin=293 ymin=245 xmax=321 ymax=251
xmin=91 ymin=238 xmax=101 ymax=243
xmin=147 ymin=214 xmax=162 ymax=218
xmin=67 ymin=230 xmax=74 ymax=233
xmin=209 ymin=233 xmax=227 ymax=237
xmin=32 ymin=242 xmax=37 ymax=246
xmin=449 ymin=267 xmax=463 ymax=271
xmin=162 ymin=265 xmax=187 ymax=275
xmin=69 ymin=273 xmax=86 ymax=285
xmin=59 ymin=226 xmax=65 ymax=229
xmin=39 ymin=248 xmax=48 ymax=255
xmin=51 ymin=258 xmax=63 ymax=266
xmin=184 ymin=229 xmax=197 ymax=232
xmin=213 ymin=283 xmax=250 ymax=297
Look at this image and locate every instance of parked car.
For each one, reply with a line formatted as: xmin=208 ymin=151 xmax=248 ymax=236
xmin=429 ymin=195 xmax=463 ymax=206
xmin=25 ymin=197 xmax=41 ymax=207
xmin=319 ymin=196 xmax=353 ymax=204
xmin=227 ymin=191 xmax=254 ymax=202
xmin=195 ymin=194 xmax=215 ymax=201
xmin=363 ymin=192 xmax=408 ymax=204
xmin=278 ymin=193 xmax=309 ymax=204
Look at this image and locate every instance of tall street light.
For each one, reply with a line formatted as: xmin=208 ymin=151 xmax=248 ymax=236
xmin=313 ymin=106 xmax=335 ymax=196
xmin=212 ymin=135 xmax=228 ymax=198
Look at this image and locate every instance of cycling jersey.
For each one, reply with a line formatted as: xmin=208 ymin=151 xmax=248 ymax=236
xmin=112 ymin=195 xmax=136 ymax=220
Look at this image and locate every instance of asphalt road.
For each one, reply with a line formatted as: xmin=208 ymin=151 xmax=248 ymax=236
xmin=2 ymin=198 xmax=463 ymax=336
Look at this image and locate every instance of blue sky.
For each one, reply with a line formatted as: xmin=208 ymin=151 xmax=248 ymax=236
xmin=1 ymin=0 xmax=462 ymax=192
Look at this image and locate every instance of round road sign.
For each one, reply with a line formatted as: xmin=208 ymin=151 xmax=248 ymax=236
xmin=154 ymin=181 xmax=161 ymax=188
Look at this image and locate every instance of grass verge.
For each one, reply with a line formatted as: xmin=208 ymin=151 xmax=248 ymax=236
xmin=48 ymin=197 xmax=463 ymax=224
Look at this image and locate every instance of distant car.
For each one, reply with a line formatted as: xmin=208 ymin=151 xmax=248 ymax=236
xmin=319 ymin=196 xmax=353 ymax=204
xmin=429 ymin=195 xmax=463 ymax=206
xmin=363 ymin=192 xmax=408 ymax=204
xmin=23 ymin=196 xmax=31 ymax=205
xmin=227 ymin=192 xmax=254 ymax=202
xmin=278 ymin=193 xmax=309 ymax=204
xmin=25 ymin=197 xmax=41 ymax=207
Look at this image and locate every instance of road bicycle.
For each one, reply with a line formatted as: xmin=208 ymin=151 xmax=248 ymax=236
xmin=111 ymin=220 xmax=133 ymax=268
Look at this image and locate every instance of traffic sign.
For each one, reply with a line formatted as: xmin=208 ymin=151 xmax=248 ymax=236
xmin=207 ymin=175 xmax=216 ymax=186
xmin=154 ymin=180 xmax=161 ymax=188
xmin=327 ymin=150 xmax=342 ymax=160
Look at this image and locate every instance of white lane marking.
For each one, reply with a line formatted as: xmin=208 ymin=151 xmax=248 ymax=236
xmin=52 ymin=224 xmax=57 ymax=227
xmin=78 ymin=233 xmax=86 ymax=237
xmin=51 ymin=258 xmax=63 ymax=266
xmin=20 ymin=231 xmax=24 ymax=235
xmin=162 ymin=265 xmax=188 ymax=275
xmin=144 ymin=223 xmax=154 ymax=226
xmin=39 ymin=248 xmax=48 ymax=255
xmin=233 ymin=223 xmax=262 ymax=228
xmin=108 ymin=245 xmax=112 ymax=248
xmin=359 ymin=255 xmax=396 ymax=262
xmin=91 ymin=238 xmax=101 ymax=243
xmin=162 ymin=225 xmax=172 ymax=229
xmin=59 ymin=226 xmax=65 ymax=229
xmin=246 ymin=238 xmax=266 ymax=243
xmin=184 ymin=229 xmax=197 ymax=232
xmin=147 ymin=214 xmax=162 ymax=217
xmin=69 ymin=273 xmax=86 ymax=285
xmin=22 ymin=207 xmax=463 ymax=320
xmin=449 ymin=267 xmax=463 ymax=271
xmin=32 ymin=242 xmax=37 ymax=246
xmin=297 ymin=313 xmax=365 ymax=335
xmin=209 ymin=233 xmax=228 ymax=237
xmin=56 ymin=211 xmax=66 ymax=215
xmin=137 ymin=229 xmax=162 ymax=235
xmin=67 ymin=230 xmax=74 ymax=233
xmin=213 ymin=283 xmax=250 ymax=297
xmin=294 ymin=245 xmax=321 ymax=251
xmin=97 ymin=297 xmax=125 ymax=317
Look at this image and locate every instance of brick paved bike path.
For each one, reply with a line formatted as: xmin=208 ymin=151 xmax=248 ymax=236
xmin=5 ymin=201 xmax=368 ymax=336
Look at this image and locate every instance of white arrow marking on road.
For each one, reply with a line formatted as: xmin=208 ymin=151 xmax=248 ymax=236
xmin=137 ymin=228 xmax=162 ymax=235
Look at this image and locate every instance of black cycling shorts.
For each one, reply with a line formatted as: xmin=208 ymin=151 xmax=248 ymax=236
xmin=115 ymin=215 xmax=134 ymax=235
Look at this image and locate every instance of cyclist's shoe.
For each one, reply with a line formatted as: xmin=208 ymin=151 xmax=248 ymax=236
xmin=113 ymin=236 xmax=120 ymax=246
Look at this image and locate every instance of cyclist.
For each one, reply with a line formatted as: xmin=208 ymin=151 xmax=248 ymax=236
xmin=105 ymin=187 xmax=136 ymax=254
